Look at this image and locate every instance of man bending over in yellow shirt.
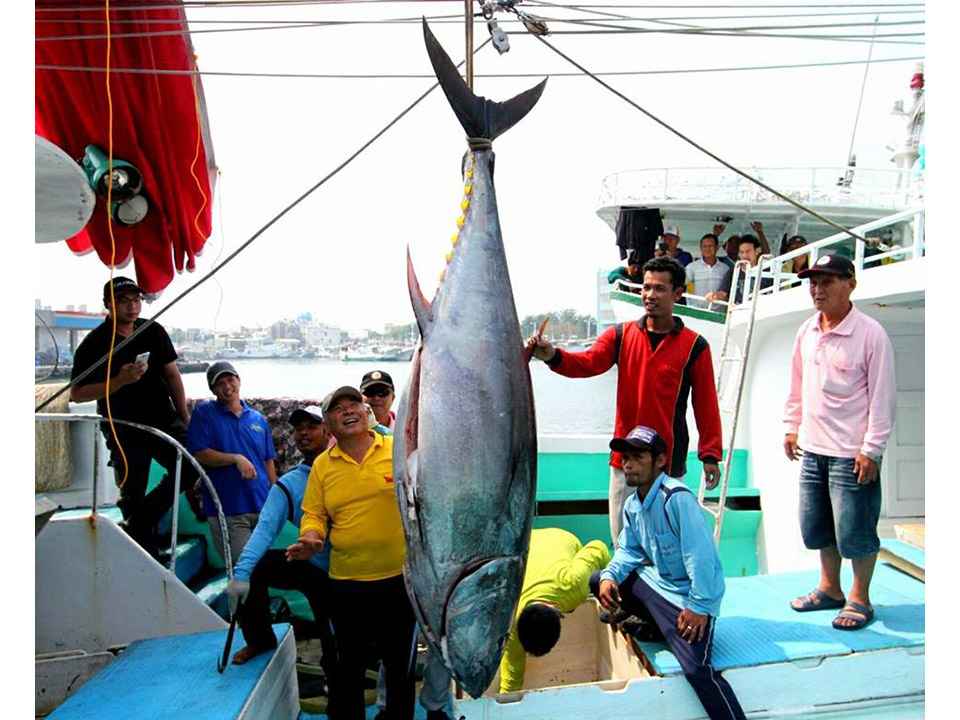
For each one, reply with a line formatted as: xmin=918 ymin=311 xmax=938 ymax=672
xmin=498 ymin=528 xmax=611 ymax=694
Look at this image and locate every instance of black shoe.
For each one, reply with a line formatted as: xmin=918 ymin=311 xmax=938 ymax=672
xmin=372 ymin=712 xmax=388 ymax=720
xmin=426 ymin=711 xmax=451 ymax=720
xmin=598 ymin=608 xmax=630 ymax=625
xmin=620 ymin=616 xmax=665 ymax=643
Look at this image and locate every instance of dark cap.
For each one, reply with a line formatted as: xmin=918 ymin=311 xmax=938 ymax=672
xmin=289 ymin=405 xmax=324 ymax=426
xmin=206 ymin=360 xmax=239 ymax=389
xmin=609 ymin=425 xmax=667 ymax=456
xmin=798 ymin=253 xmax=855 ymax=279
xmin=103 ymin=276 xmax=143 ymax=300
xmin=321 ymin=386 xmax=364 ymax=417
xmin=360 ymin=370 xmax=394 ymax=393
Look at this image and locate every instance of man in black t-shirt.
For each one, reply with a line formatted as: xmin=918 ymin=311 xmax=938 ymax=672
xmin=70 ymin=277 xmax=198 ymax=558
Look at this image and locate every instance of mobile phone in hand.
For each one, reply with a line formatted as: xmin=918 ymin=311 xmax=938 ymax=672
xmin=135 ymin=351 xmax=150 ymax=366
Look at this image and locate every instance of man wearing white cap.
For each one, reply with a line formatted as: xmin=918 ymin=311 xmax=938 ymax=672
xmin=188 ymin=361 xmax=277 ymax=565
xmin=661 ymin=225 xmax=693 ymax=267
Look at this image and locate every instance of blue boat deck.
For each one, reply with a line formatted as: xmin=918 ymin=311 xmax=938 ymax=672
xmin=638 ymin=559 xmax=925 ymax=676
xmin=50 ymin=625 xmax=299 ymax=719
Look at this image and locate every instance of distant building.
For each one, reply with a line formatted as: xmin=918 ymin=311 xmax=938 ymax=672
xmin=35 ymin=301 xmax=105 ymax=362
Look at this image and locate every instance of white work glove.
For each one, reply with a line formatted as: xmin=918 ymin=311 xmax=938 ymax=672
xmin=365 ymin=403 xmax=378 ymax=430
xmin=226 ymin=578 xmax=250 ymax=617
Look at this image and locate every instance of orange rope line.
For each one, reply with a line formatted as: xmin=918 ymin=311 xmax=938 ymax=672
xmin=189 ymin=53 xmax=209 ymax=242
xmin=103 ymin=0 xmax=130 ymax=489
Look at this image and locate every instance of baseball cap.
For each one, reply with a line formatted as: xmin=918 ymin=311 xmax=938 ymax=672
xmin=206 ymin=360 xmax=239 ymax=389
xmin=103 ymin=276 xmax=143 ymax=300
xmin=609 ymin=425 xmax=667 ymax=456
xmin=797 ymin=253 xmax=855 ymax=279
xmin=289 ymin=405 xmax=324 ymax=425
xmin=360 ymin=370 xmax=394 ymax=393
xmin=321 ymin=386 xmax=364 ymax=417
xmin=661 ymin=225 xmax=680 ymax=238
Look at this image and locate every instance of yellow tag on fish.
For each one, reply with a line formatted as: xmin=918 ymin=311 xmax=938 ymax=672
xmin=445 ymin=252 xmax=452 ymax=263
xmin=464 ymin=184 xmax=472 ymax=195
xmin=456 ymin=216 xmax=465 ymax=228
xmin=461 ymin=199 xmax=469 ymax=211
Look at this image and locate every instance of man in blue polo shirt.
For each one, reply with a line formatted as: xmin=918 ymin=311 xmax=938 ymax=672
xmin=225 ymin=405 xmax=336 ymax=678
xmin=188 ymin=361 xmax=276 ymax=566
xmin=590 ymin=425 xmax=745 ymax=720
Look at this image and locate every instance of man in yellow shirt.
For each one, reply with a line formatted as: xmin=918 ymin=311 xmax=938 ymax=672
xmin=287 ymin=386 xmax=415 ymax=720
xmin=498 ymin=528 xmax=611 ymax=694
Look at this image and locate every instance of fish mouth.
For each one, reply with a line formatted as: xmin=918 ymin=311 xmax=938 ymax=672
xmin=441 ymin=554 xmax=525 ymax=698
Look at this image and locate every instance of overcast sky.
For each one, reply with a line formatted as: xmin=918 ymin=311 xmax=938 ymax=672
xmin=33 ymin=0 xmax=926 ymax=334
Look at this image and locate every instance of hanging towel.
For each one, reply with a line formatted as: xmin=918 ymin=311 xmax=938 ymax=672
xmin=35 ymin=384 xmax=74 ymax=492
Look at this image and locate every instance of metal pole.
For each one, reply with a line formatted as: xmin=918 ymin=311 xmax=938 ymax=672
xmin=169 ymin=451 xmax=183 ymax=577
xmin=465 ymin=0 xmax=474 ymax=90
xmin=91 ymin=420 xmax=100 ymax=519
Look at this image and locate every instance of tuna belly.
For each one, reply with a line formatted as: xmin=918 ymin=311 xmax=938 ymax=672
xmin=443 ymin=555 xmax=525 ymax=698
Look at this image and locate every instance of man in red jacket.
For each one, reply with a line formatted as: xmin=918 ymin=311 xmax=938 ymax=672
xmin=526 ymin=256 xmax=723 ymax=546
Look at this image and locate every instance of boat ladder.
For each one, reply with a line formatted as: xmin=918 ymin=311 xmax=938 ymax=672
xmin=698 ymin=256 xmax=771 ymax=543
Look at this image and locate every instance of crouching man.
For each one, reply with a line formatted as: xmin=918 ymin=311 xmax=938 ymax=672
xmin=225 ymin=405 xmax=336 ymax=679
xmin=499 ymin=528 xmax=611 ymax=694
xmin=590 ymin=425 xmax=746 ymax=720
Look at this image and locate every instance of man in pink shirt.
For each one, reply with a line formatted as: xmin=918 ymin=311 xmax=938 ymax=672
xmin=782 ymin=254 xmax=896 ymax=631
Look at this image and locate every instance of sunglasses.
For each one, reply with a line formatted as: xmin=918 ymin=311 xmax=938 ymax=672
xmin=363 ymin=386 xmax=393 ymax=398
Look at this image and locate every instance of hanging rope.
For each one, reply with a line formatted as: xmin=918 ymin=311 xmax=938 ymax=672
xmin=846 ymin=14 xmax=880 ymax=164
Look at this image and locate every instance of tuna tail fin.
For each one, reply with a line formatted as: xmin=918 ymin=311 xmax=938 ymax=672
xmin=406 ymin=246 xmax=432 ymax=337
xmin=423 ymin=18 xmax=547 ymax=142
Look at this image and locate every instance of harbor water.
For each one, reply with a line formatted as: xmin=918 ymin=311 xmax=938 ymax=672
xmin=179 ymin=358 xmax=617 ymax=436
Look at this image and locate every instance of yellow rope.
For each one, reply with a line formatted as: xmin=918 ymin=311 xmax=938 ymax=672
xmin=103 ymin=0 xmax=129 ymax=489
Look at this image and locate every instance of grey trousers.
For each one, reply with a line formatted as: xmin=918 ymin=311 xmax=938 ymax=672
xmin=207 ymin=512 xmax=260 ymax=568
xmin=376 ymin=644 xmax=451 ymax=712
xmin=609 ymin=467 xmax=631 ymax=548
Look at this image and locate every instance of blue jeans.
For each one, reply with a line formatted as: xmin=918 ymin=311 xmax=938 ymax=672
xmin=799 ymin=451 xmax=881 ymax=558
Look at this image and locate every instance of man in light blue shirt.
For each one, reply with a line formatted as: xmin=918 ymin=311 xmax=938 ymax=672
xmin=225 ymin=405 xmax=334 ymax=673
xmin=590 ymin=425 xmax=745 ymax=720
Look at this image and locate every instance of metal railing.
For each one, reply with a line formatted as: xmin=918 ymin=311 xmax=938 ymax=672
xmin=729 ymin=206 xmax=924 ymax=307
xmin=598 ymin=166 xmax=918 ymax=211
xmin=34 ymin=413 xmax=234 ymax=579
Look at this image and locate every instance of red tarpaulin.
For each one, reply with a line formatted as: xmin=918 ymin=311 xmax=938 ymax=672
xmin=36 ymin=0 xmax=217 ymax=295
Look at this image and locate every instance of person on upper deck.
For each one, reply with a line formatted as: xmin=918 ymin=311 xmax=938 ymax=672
xmin=606 ymin=257 xmax=645 ymax=294
xmin=187 ymin=361 xmax=277 ymax=565
xmin=288 ymin=386 xmax=416 ymax=720
xmin=685 ymin=234 xmax=732 ymax=309
xmin=780 ymin=235 xmax=810 ymax=288
xmin=525 ymin=255 xmax=724 ymax=547
xmin=591 ymin=425 xmax=746 ymax=720
xmin=783 ymin=254 xmax=896 ymax=631
xmin=69 ymin=276 xmax=199 ymax=559
xmin=661 ymin=225 xmax=694 ymax=267
xmin=498 ymin=528 xmax=610 ymax=694
xmin=710 ymin=234 xmax=773 ymax=305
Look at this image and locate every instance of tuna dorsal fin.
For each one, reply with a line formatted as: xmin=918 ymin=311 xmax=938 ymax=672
xmin=423 ymin=18 xmax=547 ymax=142
xmin=406 ymin=246 xmax=432 ymax=337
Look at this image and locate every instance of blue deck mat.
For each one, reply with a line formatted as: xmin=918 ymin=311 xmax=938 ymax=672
xmin=51 ymin=625 xmax=292 ymax=719
xmin=638 ymin=562 xmax=925 ymax=676
xmin=880 ymin=539 xmax=925 ymax=570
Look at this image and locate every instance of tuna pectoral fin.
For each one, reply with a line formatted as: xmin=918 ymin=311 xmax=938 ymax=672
xmin=423 ymin=19 xmax=547 ymax=142
xmin=406 ymin=246 xmax=432 ymax=337
xmin=444 ymin=556 xmax=525 ymax=698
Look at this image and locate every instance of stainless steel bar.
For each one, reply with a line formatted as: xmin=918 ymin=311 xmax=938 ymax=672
xmin=169 ymin=451 xmax=183 ymax=577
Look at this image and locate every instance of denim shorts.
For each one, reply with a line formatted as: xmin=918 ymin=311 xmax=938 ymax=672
xmin=798 ymin=450 xmax=881 ymax=558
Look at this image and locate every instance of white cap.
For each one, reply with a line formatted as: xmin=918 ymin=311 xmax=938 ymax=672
xmin=662 ymin=225 xmax=680 ymax=238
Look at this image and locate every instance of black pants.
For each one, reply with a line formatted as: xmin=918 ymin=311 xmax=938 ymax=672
xmin=240 ymin=550 xmax=337 ymax=676
xmin=108 ymin=419 xmax=198 ymax=555
xmin=590 ymin=571 xmax=746 ymax=720
xmin=328 ymin=574 xmax=416 ymax=720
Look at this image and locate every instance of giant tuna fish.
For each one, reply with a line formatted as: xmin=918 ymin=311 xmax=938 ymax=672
xmin=392 ymin=20 xmax=546 ymax=698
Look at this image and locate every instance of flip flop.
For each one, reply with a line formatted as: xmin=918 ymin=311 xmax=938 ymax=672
xmin=790 ymin=588 xmax=846 ymax=612
xmin=832 ymin=602 xmax=874 ymax=631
